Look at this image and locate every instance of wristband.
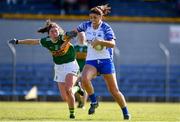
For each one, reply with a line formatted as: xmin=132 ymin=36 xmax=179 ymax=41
xmin=15 ymin=40 xmax=19 ymax=44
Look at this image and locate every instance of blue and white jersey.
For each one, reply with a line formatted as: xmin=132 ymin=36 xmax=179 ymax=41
xmin=77 ymin=21 xmax=116 ymax=60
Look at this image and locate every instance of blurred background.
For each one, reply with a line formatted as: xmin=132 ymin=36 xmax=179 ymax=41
xmin=0 ymin=0 xmax=180 ymax=102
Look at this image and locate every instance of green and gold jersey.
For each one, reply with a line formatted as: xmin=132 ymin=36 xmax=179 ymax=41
xmin=74 ymin=44 xmax=87 ymax=72
xmin=40 ymin=35 xmax=75 ymax=65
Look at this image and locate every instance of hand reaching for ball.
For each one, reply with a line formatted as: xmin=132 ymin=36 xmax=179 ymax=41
xmin=91 ymin=38 xmax=104 ymax=51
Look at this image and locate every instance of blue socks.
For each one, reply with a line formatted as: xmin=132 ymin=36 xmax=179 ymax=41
xmin=89 ymin=94 xmax=97 ymax=104
xmin=122 ymin=107 xmax=129 ymax=115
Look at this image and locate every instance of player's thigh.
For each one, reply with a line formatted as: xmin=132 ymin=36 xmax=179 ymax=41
xmin=82 ymin=64 xmax=97 ymax=80
xmin=103 ymin=73 xmax=119 ymax=91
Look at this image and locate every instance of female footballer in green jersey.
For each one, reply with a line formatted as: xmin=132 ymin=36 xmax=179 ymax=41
xmin=8 ymin=20 xmax=81 ymax=119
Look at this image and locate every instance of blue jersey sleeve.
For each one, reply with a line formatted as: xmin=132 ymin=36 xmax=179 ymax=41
xmin=102 ymin=23 xmax=116 ymax=41
xmin=77 ymin=21 xmax=91 ymax=32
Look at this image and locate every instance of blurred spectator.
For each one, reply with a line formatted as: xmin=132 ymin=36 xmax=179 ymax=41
xmin=176 ymin=0 xmax=180 ymax=12
xmin=6 ymin=0 xmax=17 ymax=5
xmin=63 ymin=0 xmax=79 ymax=14
xmin=17 ymin=0 xmax=28 ymax=5
xmin=52 ymin=0 xmax=65 ymax=15
xmin=78 ymin=0 xmax=88 ymax=14
xmin=88 ymin=0 xmax=108 ymax=9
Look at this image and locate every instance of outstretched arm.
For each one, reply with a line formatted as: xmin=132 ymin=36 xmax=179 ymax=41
xmin=60 ymin=31 xmax=78 ymax=50
xmin=9 ymin=39 xmax=40 ymax=45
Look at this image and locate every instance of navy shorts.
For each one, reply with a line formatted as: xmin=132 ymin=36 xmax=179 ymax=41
xmin=86 ymin=58 xmax=115 ymax=74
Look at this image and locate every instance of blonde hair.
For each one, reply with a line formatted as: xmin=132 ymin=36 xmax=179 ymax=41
xmin=37 ymin=20 xmax=64 ymax=34
xmin=90 ymin=4 xmax=111 ymax=16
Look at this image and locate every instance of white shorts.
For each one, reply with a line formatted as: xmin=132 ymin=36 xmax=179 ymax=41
xmin=54 ymin=60 xmax=79 ymax=82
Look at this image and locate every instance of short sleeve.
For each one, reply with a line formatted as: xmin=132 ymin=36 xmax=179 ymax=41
xmin=76 ymin=21 xmax=91 ymax=32
xmin=39 ymin=38 xmax=45 ymax=47
xmin=40 ymin=37 xmax=50 ymax=48
xmin=104 ymin=25 xmax=116 ymax=41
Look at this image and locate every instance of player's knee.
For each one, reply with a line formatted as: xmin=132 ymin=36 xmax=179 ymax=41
xmin=81 ymin=75 xmax=90 ymax=84
xmin=65 ymin=86 xmax=73 ymax=96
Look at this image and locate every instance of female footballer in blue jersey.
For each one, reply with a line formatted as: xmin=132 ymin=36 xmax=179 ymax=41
xmin=73 ymin=4 xmax=131 ymax=120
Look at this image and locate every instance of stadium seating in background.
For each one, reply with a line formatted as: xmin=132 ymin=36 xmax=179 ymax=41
xmin=109 ymin=0 xmax=179 ymax=17
xmin=119 ymin=65 xmax=180 ymax=100
xmin=0 ymin=63 xmax=180 ymax=101
xmin=0 ymin=64 xmax=59 ymax=97
xmin=0 ymin=0 xmax=179 ymax=17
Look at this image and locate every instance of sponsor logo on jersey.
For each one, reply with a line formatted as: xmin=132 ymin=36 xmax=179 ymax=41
xmin=93 ymin=32 xmax=96 ymax=36
xmin=55 ymin=45 xmax=59 ymax=50
xmin=46 ymin=38 xmax=51 ymax=41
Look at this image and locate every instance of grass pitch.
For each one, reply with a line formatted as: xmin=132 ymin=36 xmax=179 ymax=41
xmin=0 ymin=102 xmax=180 ymax=122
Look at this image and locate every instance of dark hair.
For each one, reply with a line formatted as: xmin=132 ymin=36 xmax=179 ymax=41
xmin=90 ymin=4 xmax=111 ymax=16
xmin=37 ymin=20 xmax=64 ymax=34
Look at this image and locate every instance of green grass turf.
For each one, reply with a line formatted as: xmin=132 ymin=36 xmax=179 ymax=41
xmin=0 ymin=102 xmax=180 ymax=122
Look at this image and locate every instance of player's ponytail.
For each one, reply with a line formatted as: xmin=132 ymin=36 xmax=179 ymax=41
xmin=90 ymin=4 xmax=111 ymax=16
xmin=37 ymin=20 xmax=64 ymax=34
xmin=37 ymin=19 xmax=51 ymax=33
